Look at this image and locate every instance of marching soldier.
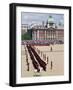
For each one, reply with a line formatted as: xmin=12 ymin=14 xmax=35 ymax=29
xmin=51 ymin=61 xmax=53 ymax=70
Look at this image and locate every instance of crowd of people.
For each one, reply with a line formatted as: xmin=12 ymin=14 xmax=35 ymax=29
xmin=22 ymin=40 xmax=64 ymax=46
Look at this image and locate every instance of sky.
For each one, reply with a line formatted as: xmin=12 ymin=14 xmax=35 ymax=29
xmin=21 ymin=12 xmax=64 ymax=27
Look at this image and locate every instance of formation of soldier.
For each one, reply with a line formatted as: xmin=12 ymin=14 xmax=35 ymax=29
xmin=25 ymin=45 xmax=53 ymax=72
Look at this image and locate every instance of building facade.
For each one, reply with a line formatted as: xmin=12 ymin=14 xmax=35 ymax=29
xmin=21 ymin=24 xmax=28 ymax=35
xmin=31 ymin=16 xmax=64 ymax=42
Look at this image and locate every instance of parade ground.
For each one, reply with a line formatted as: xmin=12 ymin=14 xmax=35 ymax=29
xmin=21 ymin=44 xmax=64 ymax=77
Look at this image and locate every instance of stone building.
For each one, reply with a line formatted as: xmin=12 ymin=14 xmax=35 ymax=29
xmin=31 ymin=16 xmax=64 ymax=42
xmin=21 ymin=24 xmax=28 ymax=35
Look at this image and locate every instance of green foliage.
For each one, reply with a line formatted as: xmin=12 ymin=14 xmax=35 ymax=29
xmin=21 ymin=32 xmax=32 ymax=40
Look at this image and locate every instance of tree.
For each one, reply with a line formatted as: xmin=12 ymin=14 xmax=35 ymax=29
xmin=21 ymin=32 xmax=32 ymax=40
